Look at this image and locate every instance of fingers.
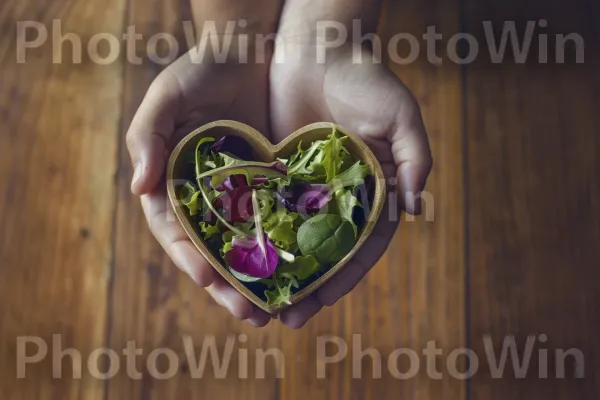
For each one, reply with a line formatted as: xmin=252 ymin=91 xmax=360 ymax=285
xmin=206 ymin=275 xmax=271 ymax=326
xmin=141 ymin=186 xmax=214 ymax=287
xmin=279 ymin=296 xmax=323 ymax=329
xmin=140 ymin=186 xmax=271 ymax=326
xmin=389 ymin=94 xmax=433 ymax=215
xmin=316 ymin=216 xmax=396 ymax=307
xmin=127 ymin=75 xmax=180 ymax=195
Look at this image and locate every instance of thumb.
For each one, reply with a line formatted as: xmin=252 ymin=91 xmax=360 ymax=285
xmin=126 ymin=77 xmax=179 ymax=195
xmin=390 ymin=99 xmax=433 ymax=215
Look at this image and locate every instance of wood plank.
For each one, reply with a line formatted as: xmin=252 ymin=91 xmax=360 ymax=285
xmin=0 ymin=0 xmax=124 ymax=399
xmin=378 ymin=1 xmax=466 ymax=399
xmin=466 ymin=1 xmax=600 ymax=398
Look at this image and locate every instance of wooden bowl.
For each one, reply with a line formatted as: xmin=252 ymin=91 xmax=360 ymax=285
xmin=166 ymin=120 xmax=386 ymax=314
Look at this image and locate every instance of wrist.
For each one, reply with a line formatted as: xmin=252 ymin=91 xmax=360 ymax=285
xmin=275 ymin=0 xmax=381 ymax=65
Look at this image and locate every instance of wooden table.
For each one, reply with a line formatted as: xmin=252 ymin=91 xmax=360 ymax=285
xmin=1 ymin=0 xmax=598 ymax=398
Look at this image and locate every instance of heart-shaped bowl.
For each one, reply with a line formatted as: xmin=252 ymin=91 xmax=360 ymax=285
xmin=166 ymin=120 xmax=386 ymax=314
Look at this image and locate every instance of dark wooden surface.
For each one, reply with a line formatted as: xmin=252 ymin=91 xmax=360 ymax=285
xmin=0 ymin=0 xmax=598 ymax=399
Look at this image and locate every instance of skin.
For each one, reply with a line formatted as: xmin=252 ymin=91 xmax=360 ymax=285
xmin=126 ymin=0 xmax=432 ymax=329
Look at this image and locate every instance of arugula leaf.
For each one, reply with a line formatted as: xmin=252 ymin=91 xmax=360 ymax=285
xmin=195 ymin=137 xmax=216 ymax=187
xmin=221 ymin=154 xmax=247 ymax=167
xmin=297 ymin=214 xmax=356 ymax=264
xmin=334 ymin=189 xmax=361 ymax=237
xmin=265 ymin=278 xmax=294 ymax=307
xmin=328 ymin=161 xmax=371 ymax=190
xmin=198 ymin=161 xmax=287 ymax=188
xmin=278 ymin=255 xmax=320 ymax=281
xmin=339 ymin=149 xmax=354 ymax=173
xmin=308 ymin=152 xmax=326 ymax=177
xmin=287 ymin=140 xmax=326 ymax=175
xmin=322 ymin=129 xmax=346 ymax=182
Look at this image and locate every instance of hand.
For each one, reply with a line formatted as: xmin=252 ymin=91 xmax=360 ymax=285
xmin=269 ymin=43 xmax=433 ymax=328
xmin=126 ymin=51 xmax=273 ymax=327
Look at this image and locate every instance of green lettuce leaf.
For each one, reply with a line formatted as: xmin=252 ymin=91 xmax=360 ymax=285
xmin=278 ymin=255 xmax=320 ymax=281
xmin=334 ymin=189 xmax=361 ymax=237
xmin=199 ymin=222 xmax=220 ymax=239
xmin=220 ymin=230 xmax=235 ymax=258
xmin=262 ymin=209 xmax=299 ymax=250
xmin=255 ymin=189 xmax=275 ymax=220
xmin=179 ymin=182 xmax=201 ymax=216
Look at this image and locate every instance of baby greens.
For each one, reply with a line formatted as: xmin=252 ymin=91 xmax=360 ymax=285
xmin=177 ymin=128 xmax=373 ymax=307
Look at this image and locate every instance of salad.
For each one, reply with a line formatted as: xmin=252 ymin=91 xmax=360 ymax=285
xmin=177 ymin=128 xmax=373 ymax=307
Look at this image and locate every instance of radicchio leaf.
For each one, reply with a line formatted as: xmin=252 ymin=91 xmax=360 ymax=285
xmin=225 ymin=236 xmax=279 ymax=278
xmin=225 ymin=235 xmax=279 ymax=278
xmin=210 ymin=135 xmax=254 ymax=160
xmin=213 ymin=186 xmax=254 ymax=222
xmin=277 ymin=182 xmax=332 ymax=214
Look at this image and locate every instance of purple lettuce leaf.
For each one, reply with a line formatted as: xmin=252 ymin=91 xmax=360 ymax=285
xmin=225 ymin=235 xmax=279 ymax=278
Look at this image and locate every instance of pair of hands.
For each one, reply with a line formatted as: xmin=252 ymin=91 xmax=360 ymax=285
xmin=126 ymin=40 xmax=432 ymax=329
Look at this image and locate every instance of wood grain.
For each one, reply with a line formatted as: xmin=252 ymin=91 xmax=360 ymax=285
xmin=465 ymin=0 xmax=600 ymax=398
xmin=1 ymin=0 xmax=598 ymax=399
xmin=0 ymin=0 xmax=124 ymax=399
xmin=376 ymin=1 xmax=466 ymax=399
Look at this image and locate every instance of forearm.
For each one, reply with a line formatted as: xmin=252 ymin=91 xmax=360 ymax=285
xmin=191 ymin=0 xmax=284 ymax=39
xmin=277 ymin=0 xmax=382 ymax=46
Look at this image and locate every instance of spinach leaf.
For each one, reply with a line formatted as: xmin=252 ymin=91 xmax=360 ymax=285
xmin=297 ymin=214 xmax=356 ymax=264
